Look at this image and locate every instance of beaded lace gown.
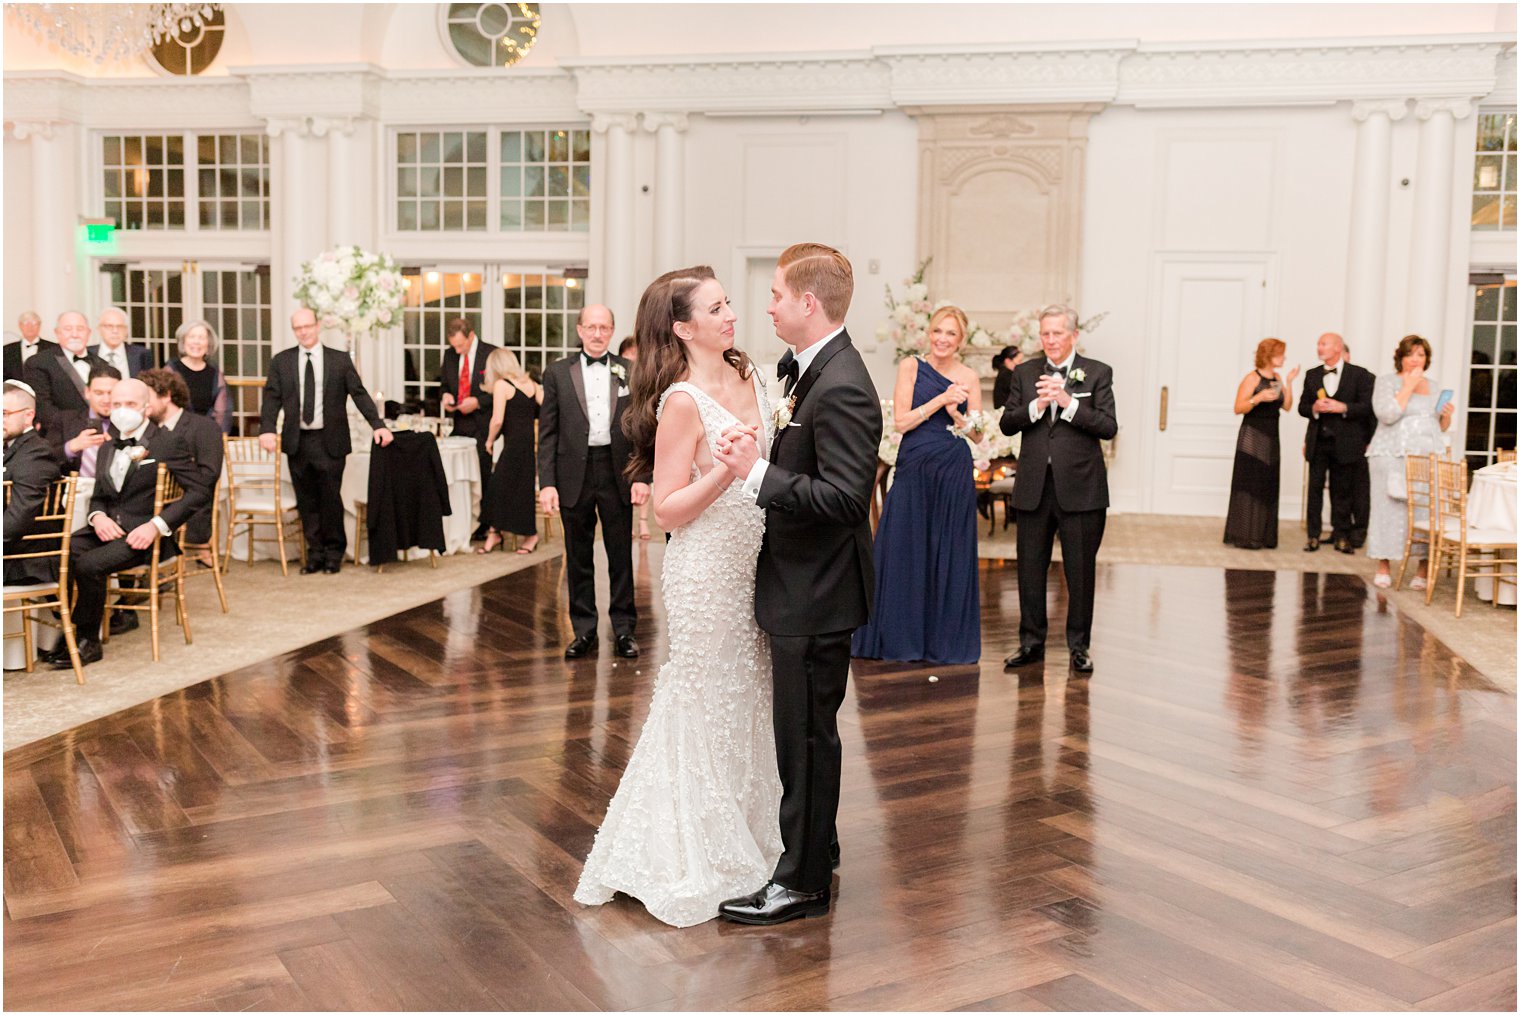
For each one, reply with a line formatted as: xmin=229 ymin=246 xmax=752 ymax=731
xmin=573 ymin=374 xmax=782 ymax=927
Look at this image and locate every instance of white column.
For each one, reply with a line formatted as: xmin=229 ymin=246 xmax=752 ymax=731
xmin=15 ymin=122 xmax=73 ymax=318
xmin=644 ymin=113 xmax=689 ymax=275
xmin=593 ymin=113 xmax=639 ymax=332
xmin=1405 ymin=98 xmax=1470 ymax=340
xmin=319 ymin=117 xmax=358 ymax=248
xmin=270 ymin=117 xmax=313 ymax=350
xmin=1344 ymin=100 xmax=1406 ymax=351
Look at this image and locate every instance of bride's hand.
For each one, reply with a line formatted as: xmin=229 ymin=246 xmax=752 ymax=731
xmin=714 ymin=429 xmax=761 ymax=482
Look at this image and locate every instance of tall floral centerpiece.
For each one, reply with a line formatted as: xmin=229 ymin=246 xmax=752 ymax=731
xmin=292 ymin=246 xmax=405 ymax=379
xmin=876 ymin=259 xmax=1001 ymax=370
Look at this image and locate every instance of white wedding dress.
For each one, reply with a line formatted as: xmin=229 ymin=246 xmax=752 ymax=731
xmin=573 ymin=374 xmax=783 ymax=928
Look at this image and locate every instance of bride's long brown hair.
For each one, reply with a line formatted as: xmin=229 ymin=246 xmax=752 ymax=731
xmin=623 ymin=265 xmax=754 ymax=482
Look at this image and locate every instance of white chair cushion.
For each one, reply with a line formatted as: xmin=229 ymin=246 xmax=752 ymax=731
xmin=988 ymin=479 xmax=1015 ymax=493
xmin=1440 ymin=518 xmax=1518 ymax=546
xmin=232 ymin=494 xmax=280 ymax=513
xmin=4 ymin=582 xmax=59 ymax=596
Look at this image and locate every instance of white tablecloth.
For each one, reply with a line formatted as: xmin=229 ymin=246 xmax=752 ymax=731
xmin=227 ymin=435 xmax=482 ymax=564
xmin=1469 ymin=462 xmax=1517 ymax=605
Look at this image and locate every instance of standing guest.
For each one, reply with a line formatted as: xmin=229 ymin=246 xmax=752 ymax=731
xmin=1298 ymin=331 xmax=1375 ymax=553
xmin=852 ymin=305 xmax=982 ymax=664
xmin=3 ymin=312 xmax=58 ymax=380
xmin=539 ymin=304 xmax=650 ymax=659
xmin=438 ymin=317 xmax=496 ymax=540
xmin=37 ymin=378 xmax=210 ymax=669
xmin=476 ymin=348 xmax=542 ymax=555
xmin=1366 ymin=335 xmax=1455 ymax=589
xmin=259 ymin=308 xmax=393 ymax=575
xmin=139 ymin=367 xmax=223 ymax=564
xmin=45 ymin=365 xmax=120 ymax=478
xmin=88 ymin=307 xmax=153 ymax=379
xmin=167 ymin=320 xmax=231 ymax=434
xmin=24 ymin=311 xmax=103 ymax=431
xmin=1223 ymin=338 xmax=1299 ymax=550
xmin=992 ymin=344 xmax=1024 ymax=411
xmin=3 ymin=381 xmax=62 ymax=587
xmin=998 ymin=304 xmax=1117 ymax=674
xmin=619 ymin=335 xmax=653 ymax=541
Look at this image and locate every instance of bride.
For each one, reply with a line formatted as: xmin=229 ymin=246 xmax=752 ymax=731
xmin=573 ymin=266 xmax=782 ymax=927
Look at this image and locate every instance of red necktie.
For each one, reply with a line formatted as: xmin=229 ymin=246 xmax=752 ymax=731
xmin=458 ymin=356 xmax=471 ymax=401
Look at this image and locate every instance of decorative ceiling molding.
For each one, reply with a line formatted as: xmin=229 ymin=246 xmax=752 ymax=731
xmin=239 ymin=65 xmax=384 ymax=124
xmin=562 ymin=52 xmax=891 ymax=115
xmin=376 ymin=70 xmax=581 ymax=125
xmin=879 ymin=44 xmax=1130 ymax=106
xmin=3 ymin=70 xmax=253 ymax=129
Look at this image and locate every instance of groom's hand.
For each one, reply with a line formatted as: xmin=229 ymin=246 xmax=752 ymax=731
xmin=714 ymin=428 xmax=760 ymax=481
xmin=630 ymin=482 xmax=650 ymax=506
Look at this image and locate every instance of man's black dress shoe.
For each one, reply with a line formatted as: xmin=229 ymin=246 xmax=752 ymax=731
xmin=53 ymin=639 xmax=101 ymax=668
xmin=300 ymin=561 xmax=323 ymax=574
xmin=564 ymin=634 xmax=598 ymax=659
xmin=718 ymin=881 xmax=830 ymax=925
xmin=613 ymin=634 xmax=639 ymax=658
xmin=1003 ymin=645 xmax=1045 ymax=668
xmin=109 ymin=611 xmax=139 ymax=635
xmin=37 ymin=642 xmax=71 ymax=665
xmin=1304 ymin=538 xmax=1320 ymax=552
xmin=830 ymin=842 xmax=841 ymax=870
xmin=1070 ymin=648 xmax=1094 ymax=673
xmin=1334 ymin=537 xmax=1353 ymax=554
xmin=323 ymin=560 xmax=342 ymax=574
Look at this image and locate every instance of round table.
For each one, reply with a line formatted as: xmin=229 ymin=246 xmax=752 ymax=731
xmin=1468 ymin=461 xmax=1517 ymax=605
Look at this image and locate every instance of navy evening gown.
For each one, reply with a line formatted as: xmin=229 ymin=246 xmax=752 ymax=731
xmin=851 ymin=358 xmax=981 ymax=665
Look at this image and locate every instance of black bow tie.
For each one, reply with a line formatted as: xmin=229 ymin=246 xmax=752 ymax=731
xmin=72 ymin=354 xmax=91 ymax=363
xmin=582 ymin=351 xmax=609 ymax=367
xmin=1324 ymin=366 xmax=1338 ymax=375
xmin=112 ymin=436 xmax=139 ymax=450
xmin=1045 ymin=363 xmax=1067 ymax=377
xmin=777 ymin=351 xmax=798 ymax=383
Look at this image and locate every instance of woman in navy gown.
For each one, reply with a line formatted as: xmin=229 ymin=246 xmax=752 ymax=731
xmin=852 ymin=305 xmax=982 ymax=665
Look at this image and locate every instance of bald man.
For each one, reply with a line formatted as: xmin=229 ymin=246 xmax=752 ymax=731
xmin=1298 ymin=332 xmax=1375 ymax=552
xmin=89 ymin=306 xmax=153 ymax=378
xmin=3 ymin=311 xmax=58 ymax=380
xmin=24 ymin=310 xmax=103 ymax=431
xmin=39 ymin=377 xmax=211 ymax=669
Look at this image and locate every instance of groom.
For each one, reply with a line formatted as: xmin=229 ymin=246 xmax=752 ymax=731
xmin=713 ymin=242 xmax=881 ymax=924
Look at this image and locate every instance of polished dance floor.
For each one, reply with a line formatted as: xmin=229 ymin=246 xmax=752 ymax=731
xmin=4 ymin=549 xmax=1515 ymax=1010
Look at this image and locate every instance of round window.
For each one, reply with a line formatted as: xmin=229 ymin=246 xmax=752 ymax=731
xmin=442 ymin=3 xmax=541 ymax=68
xmin=145 ymin=6 xmax=225 ymax=76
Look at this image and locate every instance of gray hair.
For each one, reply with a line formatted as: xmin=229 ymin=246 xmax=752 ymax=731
xmin=98 ymin=306 xmax=129 ymax=327
xmin=175 ymin=318 xmax=219 ymax=356
xmin=17 ymin=311 xmax=40 ymax=326
xmin=1037 ymin=304 xmax=1079 ymax=333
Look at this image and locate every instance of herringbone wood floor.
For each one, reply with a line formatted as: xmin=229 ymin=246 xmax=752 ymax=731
xmin=4 ymin=551 xmax=1515 ymax=1010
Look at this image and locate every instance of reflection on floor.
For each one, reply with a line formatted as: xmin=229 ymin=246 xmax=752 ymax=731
xmin=4 ymin=550 xmax=1515 ymax=1011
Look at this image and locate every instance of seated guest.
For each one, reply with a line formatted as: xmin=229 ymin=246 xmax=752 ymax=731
xmin=140 ymin=367 xmax=223 ymax=565
xmin=477 ymin=348 xmax=542 ymax=555
xmin=3 ymin=311 xmax=59 ymax=380
xmin=88 ymin=307 xmax=153 ymax=379
xmin=38 ymin=378 xmax=210 ymax=669
xmin=167 ymin=319 xmax=231 ymax=434
xmin=24 ymin=311 xmax=103 ymax=431
xmin=45 ymin=364 xmax=121 ymax=477
xmin=3 ymin=380 xmax=62 ymax=586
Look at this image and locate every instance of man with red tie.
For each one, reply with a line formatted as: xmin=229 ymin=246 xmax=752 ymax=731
xmin=438 ymin=317 xmax=497 ymax=541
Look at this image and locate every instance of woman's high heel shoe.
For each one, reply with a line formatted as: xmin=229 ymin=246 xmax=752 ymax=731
xmin=475 ymin=533 xmax=503 ymax=554
xmin=516 ymin=537 xmax=539 ymax=555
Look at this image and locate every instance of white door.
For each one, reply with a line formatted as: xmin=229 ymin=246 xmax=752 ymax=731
xmin=1143 ymin=255 xmax=1275 ymax=516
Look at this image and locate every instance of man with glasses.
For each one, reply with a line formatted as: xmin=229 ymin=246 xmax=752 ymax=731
xmin=3 ymin=312 xmax=58 ymax=380
xmin=88 ymin=307 xmax=153 ymax=379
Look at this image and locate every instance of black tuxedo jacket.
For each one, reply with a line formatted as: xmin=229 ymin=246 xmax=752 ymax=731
xmin=85 ymin=423 xmax=211 ymax=555
xmin=3 ymin=339 xmax=60 ymax=381
xmin=438 ymin=341 xmax=497 ymax=437
xmin=755 ymin=330 xmax=881 ymax=636
xmin=260 ymin=345 xmax=385 ymax=458
xmin=167 ymin=408 xmax=225 ymax=493
xmin=87 ymin=342 xmax=154 ymax=378
xmin=538 ymin=352 xmax=644 ymax=505
xmin=1298 ymin=362 xmax=1375 ymax=463
xmin=1000 ymin=355 xmax=1117 ymax=513
xmin=3 ymin=428 xmax=63 ymax=583
xmin=25 ymin=350 xmax=104 ymax=430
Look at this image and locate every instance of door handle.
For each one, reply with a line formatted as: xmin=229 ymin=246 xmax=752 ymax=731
xmin=1159 ymin=386 xmax=1169 ymax=431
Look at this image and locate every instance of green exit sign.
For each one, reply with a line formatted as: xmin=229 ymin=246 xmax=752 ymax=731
xmin=85 ymin=222 xmax=115 ymax=243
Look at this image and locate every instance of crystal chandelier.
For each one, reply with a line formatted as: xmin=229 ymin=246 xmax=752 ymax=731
xmin=8 ymin=4 xmax=221 ymax=65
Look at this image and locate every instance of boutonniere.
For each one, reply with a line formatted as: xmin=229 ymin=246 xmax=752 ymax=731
xmin=126 ymin=446 xmax=149 ymax=462
xmin=610 ymin=363 xmax=627 ymax=382
xmin=773 ymin=395 xmax=799 ymax=430
xmin=1068 ymin=367 xmax=1086 ymax=384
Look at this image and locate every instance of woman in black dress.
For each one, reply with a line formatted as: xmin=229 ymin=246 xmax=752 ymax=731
xmin=477 ymin=348 xmax=542 ymax=554
xmin=1223 ymin=337 xmax=1299 ymax=549
xmin=168 ymin=319 xmax=231 ymax=433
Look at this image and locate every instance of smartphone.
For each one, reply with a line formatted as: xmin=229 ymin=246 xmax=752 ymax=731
xmin=1433 ymin=389 xmax=1454 ymax=415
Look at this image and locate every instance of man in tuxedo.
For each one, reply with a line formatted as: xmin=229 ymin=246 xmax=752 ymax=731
xmin=37 ymin=378 xmax=211 ymax=668
xmin=88 ymin=307 xmax=153 ymax=379
xmin=3 ymin=311 xmax=58 ymax=380
xmin=25 ymin=311 xmax=104 ymax=432
xmin=1298 ymin=331 xmax=1375 ymax=553
xmin=44 ymin=364 xmax=120 ymax=477
xmin=538 ymin=304 xmax=649 ymax=659
xmin=3 ymin=381 xmax=62 ymax=587
xmin=140 ymin=367 xmax=222 ymax=550
xmin=999 ymin=305 xmax=1117 ymax=675
xmin=437 ymin=316 xmax=496 ymax=539
xmin=259 ymin=308 xmax=393 ymax=574
xmin=713 ymin=242 xmax=881 ymax=925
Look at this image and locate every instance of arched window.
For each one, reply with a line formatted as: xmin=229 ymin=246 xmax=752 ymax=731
xmin=441 ymin=3 xmax=541 ymax=68
xmin=145 ymin=6 xmax=225 ymax=76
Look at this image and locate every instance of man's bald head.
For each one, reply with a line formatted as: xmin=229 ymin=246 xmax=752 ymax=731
xmin=1316 ymin=332 xmax=1345 ymax=367
xmin=111 ymin=377 xmax=150 ymax=413
xmin=291 ymin=307 xmax=321 ymax=349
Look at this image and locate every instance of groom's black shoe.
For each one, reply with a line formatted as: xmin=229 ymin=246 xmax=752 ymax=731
xmin=718 ymin=881 xmax=830 ymax=925
xmin=564 ymin=634 xmax=598 ymax=659
xmin=1003 ymin=645 xmax=1045 ymax=669
xmin=613 ymin=634 xmax=639 ymax=658
xmin=1070 ymin=648 xmax=1094 ymax=674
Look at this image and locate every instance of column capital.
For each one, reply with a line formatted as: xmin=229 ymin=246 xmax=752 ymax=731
xmin=6 ymin=119 xmax=61 ymax=141
xmin=310 ymin=116 xmax=359 ymax=139
xmin=641 ymin=112 xmax=690 ymax=133
xmin=1350 ymin=99 xmax=1408 ymax=123
xmin=262 ymin=116 xmax=312 ymax=139
xmin=1413 ymin=97 xmax=1473 ymax=121
xmin=590 ymin=112 xmax=640 ymax=134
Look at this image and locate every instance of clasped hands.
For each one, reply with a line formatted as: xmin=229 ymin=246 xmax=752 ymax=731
xmin=713 ymin=423 xmax=762 ymax=483
xmin=91 ymin=513 xmax=161 ymax=550
xmin=1033 ymin=373 xmax=1072 ymax=414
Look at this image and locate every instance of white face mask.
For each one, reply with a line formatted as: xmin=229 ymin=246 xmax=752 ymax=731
xmin=109 ymin=407 xmax=144 ymax=434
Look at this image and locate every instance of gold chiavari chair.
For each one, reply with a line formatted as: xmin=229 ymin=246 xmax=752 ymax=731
xmin=1394 ymin=454 xmax=1437 ymax=591
xmin=223 ymin=434 xmax=305 ymax=576
xmin=102 ymin=464 xmax=191 ymax=661
xmin=177 ymin=472 xmax=228 ymax=613
xmin=1496 ymin=448 xmax=1517 ymax=464
xmin=2 ymin=475 xmax=85 ymax=683
xmin=1427 ymin=456 xmax=1519 ymax=617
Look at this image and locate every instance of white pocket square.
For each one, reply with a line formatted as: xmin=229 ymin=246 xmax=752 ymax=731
xmin=617 ymin=386 xmax=630 ymax=397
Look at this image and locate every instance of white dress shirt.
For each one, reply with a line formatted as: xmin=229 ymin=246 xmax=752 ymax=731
xmin=299 ymin=345 xmax=325 ymax=430
xmin=581 ymin=354 xmax=612 ymax=447
xmin=1311 ymin=358 xmax=1342 ymax=420
xmin=19 ymin=339 xmax=42 ymax=365
xmin=741 ymin=325 xmax=845 ymax=503
xmin=98 ymin=343 xmax=130 ymax=378
xmin=1029 ymin=350 xmax=1082 ymax=424
xmin=88 ymin=419 xmax=172 ymax=537
xmin=161 ymin=406 xmax=184 ymax=432
xmin=67 ymin=350 xmax=93 ymax=385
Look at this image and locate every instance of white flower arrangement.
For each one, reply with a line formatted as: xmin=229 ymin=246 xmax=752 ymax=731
xmin=1069 ymin=367 xmax=1087 ymax=384
xmin=292 ymin=245 xmax=406 ymax=338
xmin=1007 ymin=308 xmax=1111 ymax=359
xmin=876 ymin=259 xmax=1000 ymax=364
xmin=773 ymin=395 xmax=798 ymax=430
xmin=610 ymin=363 xmax=627 ymax=382
xmin=878 ymin=429 xmax=902 ymax=466
xmin=950 ymin=407 xmax=1019 ymax=472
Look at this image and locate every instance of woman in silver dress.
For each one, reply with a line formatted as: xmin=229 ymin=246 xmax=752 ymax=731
xmin=1366 ymin=334 xmax=1455 ymax=589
